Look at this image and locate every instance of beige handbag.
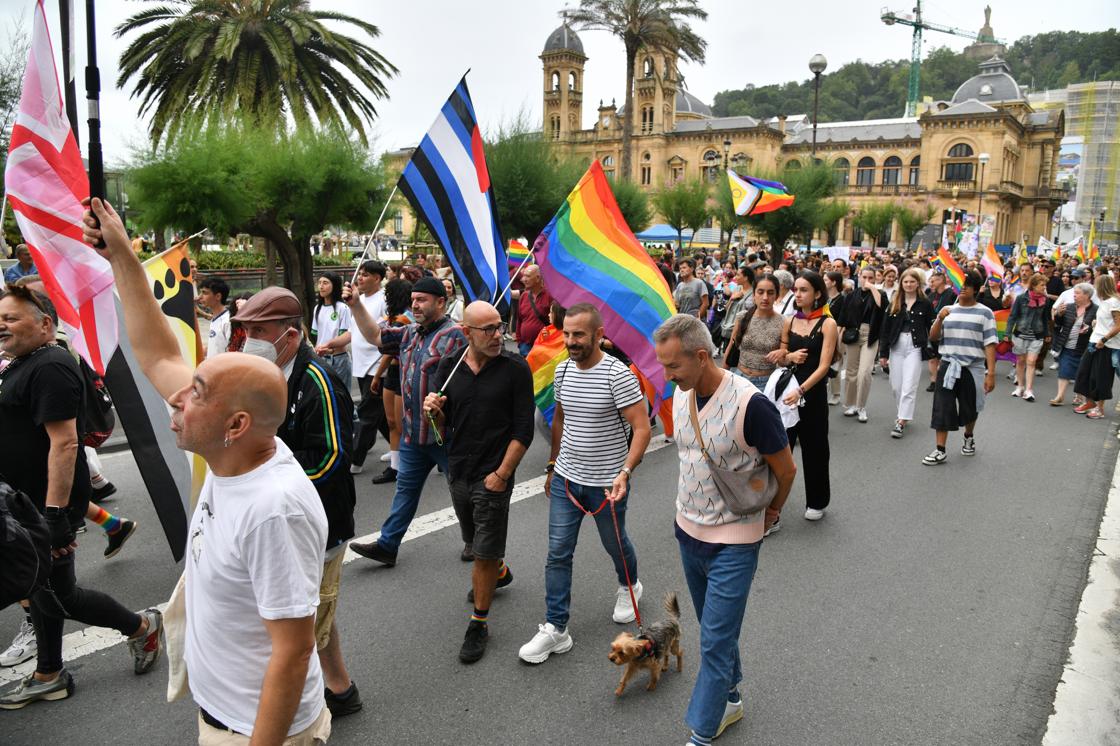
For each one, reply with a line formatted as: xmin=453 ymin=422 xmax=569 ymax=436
xmin=164 ymin=572 xmax=189 ymax=702
xmin=688 ymin=391 xmax=777 ymax=517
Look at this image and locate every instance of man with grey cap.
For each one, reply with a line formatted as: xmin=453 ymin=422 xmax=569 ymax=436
xmin=233 ymin=287 xmax=363 ymax=718
xmin=342 ymin=275 xmax=467 ymax=566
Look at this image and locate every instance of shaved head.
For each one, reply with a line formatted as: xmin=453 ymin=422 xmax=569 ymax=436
xmin=462 ymin=301 xmax=503 ymax=360
xmin=464 ymin=300 xmax=500 ymax=327
xmin=205 ymin=353 xmax=288 ymax=433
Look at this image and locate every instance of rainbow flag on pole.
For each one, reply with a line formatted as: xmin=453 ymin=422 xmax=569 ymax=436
xmin=981 ymin=238 xmax=1003 ymax=282
xmin=526 ymin=324 xmax=567 ymax=425
xmin=934 ymin=246 xmax=965 ymax=292
xmin=993 ymin=308 xmax=1016 ymax=362
xmin=534 ymin=161 xmax=677 ymax=403
xmin=507 ymin=239 xmax=531 ymax=272
xmin=728 ymin=171 xmax=795 ymax=216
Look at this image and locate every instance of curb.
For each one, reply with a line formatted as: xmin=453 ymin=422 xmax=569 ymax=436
xmin=1042 ymin=434 xmax=1120 ymax=745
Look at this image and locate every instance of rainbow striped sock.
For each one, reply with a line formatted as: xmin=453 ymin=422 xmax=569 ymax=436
xmin=90 ymin=506 xmax=123 ymax=535
xmin=497 ymin=562 xmax=508 ymax=580
xmin=470 ymin=607 xmax=488 ymax=625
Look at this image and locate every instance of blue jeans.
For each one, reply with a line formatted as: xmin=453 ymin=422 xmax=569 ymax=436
xmin=376 ymin=441 xmax=448 ymax=554
xmin=679 ymin=538 xmax=760 ymax=739
xmin=545 ymin=475 xmax=638 ymax=630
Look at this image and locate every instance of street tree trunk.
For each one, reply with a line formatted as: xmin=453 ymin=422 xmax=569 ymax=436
xmin=250 ymin=214 xmax=315 ymax=327
xmin=620 ymin=43 xmax=637 ymax=183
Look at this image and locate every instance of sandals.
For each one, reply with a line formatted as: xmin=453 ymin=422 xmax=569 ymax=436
xmin=1049 ymin=398 xmax=1063 ymax=406
xmin=1086 ymin=408 xmax=1105 ymax=419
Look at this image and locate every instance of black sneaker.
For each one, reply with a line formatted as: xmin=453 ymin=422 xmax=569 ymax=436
xmin=460 ymin=543 xmax=475 ymax=562
xmin=325 ymin=681 xmax=363 ymax=718
xmin=467 ymin=566 xmax=514 ymax=604
xmin=91 ymin=482 xmax=117 ymax=504
xmin=104 ymin=520 xmax=138 ymax=559
xmin=371 ymin=467 xmax=398 ymax=485
xmin=350 ymin=541 xmax=397 ymax=566
xmin=459 ymin=620 xmax=489 ymax=664
xmin=925 ymin=382 xmax=936 ymax=392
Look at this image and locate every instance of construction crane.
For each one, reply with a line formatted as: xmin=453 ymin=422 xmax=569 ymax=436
xmin=881 ymin=1 xmax=1006 ymax=117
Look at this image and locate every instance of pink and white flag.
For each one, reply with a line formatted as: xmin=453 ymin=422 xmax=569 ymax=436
xmin=4 ymin=0 xmax=117 ymax=374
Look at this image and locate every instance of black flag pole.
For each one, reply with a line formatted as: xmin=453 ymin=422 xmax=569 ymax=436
xmin=59 ymin=0 xmax=80 ymax=145
xmin=84 ymin=0 xmax=104 ymax=202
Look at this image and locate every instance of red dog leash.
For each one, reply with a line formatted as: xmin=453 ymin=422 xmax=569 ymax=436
xmin=562 ymin=478 xmax=643 ymax=634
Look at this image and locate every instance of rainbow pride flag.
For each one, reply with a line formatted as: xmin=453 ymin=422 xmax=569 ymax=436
xmin=981 ymin=239 xmax=1003 ymax=282
xmin=993 ymin=308 xmax=1015 ymax=362
xmin=630 ymin=364 xmax=674 ymax=438
xmin=934 ymin=246 xmax=965 ymax=292
xmin=526 ymin=324 xmax=567 ymax=425
xmin=728 ymin=171 xmax=795 ymax=216
xmin=508 ymin=239 xmax=531 ymax=272
xmin=534 ymin=161 xmax=677 ymax=403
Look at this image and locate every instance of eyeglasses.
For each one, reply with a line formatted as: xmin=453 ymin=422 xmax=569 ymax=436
xmin=465 ymin=322 xmax=507 ymax=336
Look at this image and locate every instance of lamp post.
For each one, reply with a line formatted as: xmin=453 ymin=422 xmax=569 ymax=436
xmin=976 ymin=152 xmax=990 ymax=225
xmin=951 ymin=186 xmax=959 ymax=247
xmin=809 ymin=54 xmax=828 ymax=159
xmin=723 ymin=137 xmax=732 ymax=170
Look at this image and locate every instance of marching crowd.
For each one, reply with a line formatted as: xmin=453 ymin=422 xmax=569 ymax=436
xmin=1 ymin=199 xmax=1117 ymax=745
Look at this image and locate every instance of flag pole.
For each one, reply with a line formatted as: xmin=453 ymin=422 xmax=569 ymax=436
xmin=84 ymin=0 xmax=103 ymax=200
xmin=59 ymin=0 xmax=80 ymax=144
xmin=350 ymin=184 xmax=399 ymax=285
xmin=495 ymin=245 xmax=535 ymax=303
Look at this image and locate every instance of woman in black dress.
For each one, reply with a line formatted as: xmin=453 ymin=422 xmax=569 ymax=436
xmin=779 ymin=271 xmax=839 ymax=523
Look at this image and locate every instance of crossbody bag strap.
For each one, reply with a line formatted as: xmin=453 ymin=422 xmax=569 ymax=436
xmin=688 ymin=392 xmax=712 ymax=464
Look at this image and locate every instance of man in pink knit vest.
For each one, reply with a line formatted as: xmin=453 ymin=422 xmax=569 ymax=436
xmin=654 ymin=313 xmax=797 ymax=746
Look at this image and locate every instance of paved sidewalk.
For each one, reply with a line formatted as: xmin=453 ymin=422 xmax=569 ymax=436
xmin=1044 ymin=434 xmax=1120 ymax=745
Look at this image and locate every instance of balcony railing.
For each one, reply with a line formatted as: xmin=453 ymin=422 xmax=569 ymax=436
xmin=839 ymin=184 xmax=922 ymax=195
xmin=935 ymin=180 xmax=977 ymax=192
xmin=1000 ymin=180 xmax=1023 ymax=196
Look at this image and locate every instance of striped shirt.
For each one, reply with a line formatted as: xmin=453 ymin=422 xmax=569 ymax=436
xmin=554 ymin=354 xmax=644 ymax=487
xmin=939 ymin=304 xmax=997 ymax=366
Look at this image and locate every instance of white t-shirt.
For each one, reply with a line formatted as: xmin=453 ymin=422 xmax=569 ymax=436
xmin=777 ymin=292 xmax=797 ymax=318
xmin=207 ymin=309 xmax=231 ymax=358
xmin=1055 ymin=287 xmax=1101 ymax=309
xmin=554 ymin=354 xmax=643 ymax=486
xmin=1090 ymin=296 xmax=1120 ymax=349
xmin=185 ymin=439 xmax=328 ymax=737
xmin=350 ymin=289 xmax=386 ymax=377
xmin=311 ymin=303 xmax=350 ymax=346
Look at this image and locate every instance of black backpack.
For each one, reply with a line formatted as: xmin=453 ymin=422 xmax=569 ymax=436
xmin=0 ymin=480 xmax=51 ymax=611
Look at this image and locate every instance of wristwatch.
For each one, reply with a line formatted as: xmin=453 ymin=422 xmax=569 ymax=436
xmin=620 ymin=466 xmax=633 ymax=477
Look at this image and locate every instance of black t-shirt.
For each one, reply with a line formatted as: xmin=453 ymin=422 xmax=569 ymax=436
xmin=0 ymin=344 xmax=90 ymax=515
xmin=1046 ymin=275 xmax=1065 ymax=298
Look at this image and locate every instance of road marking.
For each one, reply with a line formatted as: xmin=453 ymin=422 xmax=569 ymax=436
xmin=0 ymin=436 xmax=673 ymax=686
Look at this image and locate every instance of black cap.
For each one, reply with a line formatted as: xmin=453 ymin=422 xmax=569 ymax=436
xmin=412 ymin=276 xmax=447 ymax=298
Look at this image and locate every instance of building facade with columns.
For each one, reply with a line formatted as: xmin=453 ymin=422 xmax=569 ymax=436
xmin=541 ymin=22 xmax=1068 ymax=248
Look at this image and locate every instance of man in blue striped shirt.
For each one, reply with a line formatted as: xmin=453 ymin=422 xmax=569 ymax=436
xmin=923 ymin=270 xmax=997 ymax=465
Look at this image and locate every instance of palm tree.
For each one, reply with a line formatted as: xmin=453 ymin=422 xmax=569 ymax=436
xmin=115 ymin=0 xmax=397 ymax=146
xmin=567 ymin=0 xmax=707 ymax=182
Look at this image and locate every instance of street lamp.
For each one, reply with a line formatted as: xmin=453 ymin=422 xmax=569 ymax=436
xmin=809 ymin=54 xmax=828 ymax=159
xmin=951 ymin=186 xmax=959 ymax=246
xmin=723 ymin=137 xmax=732 ymax=170
xmin=976 ymin=152 xmax=990 ymax=224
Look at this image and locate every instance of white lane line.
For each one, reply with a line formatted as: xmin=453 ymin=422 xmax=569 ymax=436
xmin=1 ymin=436 xmax=673 ymax=686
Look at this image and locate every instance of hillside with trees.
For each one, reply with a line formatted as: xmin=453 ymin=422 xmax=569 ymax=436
xmin=712 ymin=29 xmax=1119 ymax=122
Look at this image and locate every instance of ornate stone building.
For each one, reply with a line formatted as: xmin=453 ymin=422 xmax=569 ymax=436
xmin=541 ymin=22 xmax=1068 ymax=248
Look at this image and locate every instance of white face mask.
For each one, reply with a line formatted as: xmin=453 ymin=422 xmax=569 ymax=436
xmin=242 ymin=328 xmax=289 ymax=363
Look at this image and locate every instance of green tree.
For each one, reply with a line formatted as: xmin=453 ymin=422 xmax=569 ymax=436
xmin=568 ymin=0 xmax=707 ymax=181
xmin=610 ymin=179 xmax=652 ymax=234
xmin=710 ymin=174 xmax=744 ymax=250
xmin=893 ymin=203 xmax=936 ymax=246
xmin=115 ymin=0 xmax=397 ymax=146
xmin=816 ymin=199 xmax=851 ymax=246
xmin=127 ymin=128 xmax=391 ymax=316
xmin=852 ymin=203 xmax=897 ymax=248
xmin=744 ymin=164 xmax=835 ymax=250
xmin=652 ymin=178 xmax=708 ymax=252
xmin=0 ymin=16 xmax=28 ymax=183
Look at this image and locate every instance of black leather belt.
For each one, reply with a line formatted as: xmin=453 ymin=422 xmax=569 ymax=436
xmin=201 ymin=708 xmax=243 ymax=735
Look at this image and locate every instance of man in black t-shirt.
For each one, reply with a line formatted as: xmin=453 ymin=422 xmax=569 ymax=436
xmin=0 ymin=287 xmax=161 ymax=710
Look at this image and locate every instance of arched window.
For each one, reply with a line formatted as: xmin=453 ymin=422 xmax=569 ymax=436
xmin=601 ymin=155 xmax=615 ymax=167
xmin=833 ymin=158 xmax=850 ymax=186
xmin=701 ymin=149 xmax=720 ymax=182
xmin=550 ymin=115 xmax=560 ymax=140
xmin=944 ymin=143 xmax=975 ymax=182
xmin=882 ymin=156 xmax=902 ymax=185
xmin=568 ymin=71 xmax=578 ymax=91
xmin=551 ymin=71 xmax=560 ymax=92
xmin=640 ymin=152 xmax=652 ymax=186
xmin=643 ymin=57 xmax=653 ymax=77
xmin=856 ymin=157 xmax=875 ymax=186
xmin=785 ymin=159 xmax=802 ymax=170
xmin=908 ymin=155 xmax=921 ymax=185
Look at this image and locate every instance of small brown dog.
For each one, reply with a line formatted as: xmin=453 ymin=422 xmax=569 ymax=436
xmin=607 ymin=592 xmax=683 ymax=696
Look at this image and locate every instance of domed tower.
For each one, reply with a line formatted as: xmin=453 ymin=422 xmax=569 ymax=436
xmin=632 ymin=47 xmax=682 ymax=134
xmin=540 ymin=23 xmax=586 ymax=140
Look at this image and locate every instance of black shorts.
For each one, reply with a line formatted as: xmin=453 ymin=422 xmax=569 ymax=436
xmin=930 ymin=361 xmax=980 ymax=431
xmin=383 ymin=364 xmax=401 ymax=394
xmin=450 ymin=478 xmax=512 ymax=560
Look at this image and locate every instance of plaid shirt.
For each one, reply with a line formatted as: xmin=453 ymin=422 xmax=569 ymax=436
xmin=383 ymin=316 xmax=467 ymax=446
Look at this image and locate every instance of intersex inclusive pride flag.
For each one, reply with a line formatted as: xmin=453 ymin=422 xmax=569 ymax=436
xmin=534 ymin=160 xmax=677 ymax=404
xmin=4 ymin=0 xmax=117 ymax=374
xmin=728 ymin=171 xmax=795 ymax=216
xmin=981 ymin=239 xmax=1004 ymax=283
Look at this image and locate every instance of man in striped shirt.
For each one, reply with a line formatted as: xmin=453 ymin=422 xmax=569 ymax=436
xmin=923 ymin=271 xmax=997 ymax=466
xmin=518 ymin=303 xmax=652 ymax=664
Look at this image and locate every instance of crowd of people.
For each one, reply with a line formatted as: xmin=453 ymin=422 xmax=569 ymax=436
xmin=2 ymin=204 xmax=1118 ymax=745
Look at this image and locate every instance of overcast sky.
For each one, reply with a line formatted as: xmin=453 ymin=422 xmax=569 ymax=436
xmin=2 ymin=0 xmax=1116 ymax=167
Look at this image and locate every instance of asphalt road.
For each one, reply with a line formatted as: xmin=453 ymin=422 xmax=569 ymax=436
xmin=0 ymin=360 xmax=1113 ymax=746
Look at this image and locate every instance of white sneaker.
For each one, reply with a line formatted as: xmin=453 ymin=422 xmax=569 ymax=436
xmin=843 ymin=406 xmax=858 ymax=417
xmin=613 ymin=580 xmax=643 ymax=623
xmin=518 ymin=623 xmax=573 ymax=664
xmin=1023 ymin=390 xmax=1036 ymax=402
xmin=1011 ymin=387 xmax=1022 ymax=398
xmin=717 ymin=696 xmax=745 ymax=737
xmin=380 ymin=452 xmax=392 ymax=462
xmin=805 ymin=508 xmax=826 ymax=521
xmin=0 ymin=619 xmax=36 ymax=667
xmin=349 ymin=463 xmax=364 ymax=475
xmin=827 ymin=394 xmax=841 ymax=406
xmin=1049 ymin=361 xmax=1059 ymax=370
xmin=857 ymin=409 xmax=868 ymax=423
